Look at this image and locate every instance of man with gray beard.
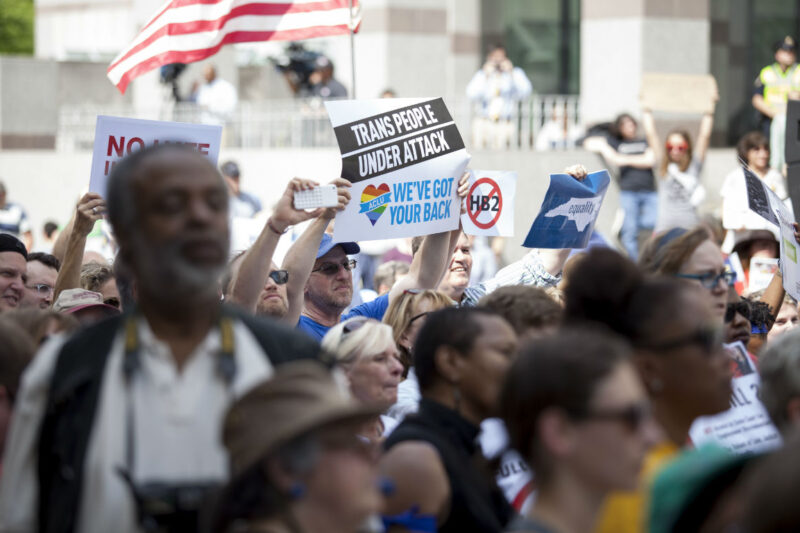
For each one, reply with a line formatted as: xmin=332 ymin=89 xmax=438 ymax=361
xmin=0 ymin=145 xmax=321 ymax=533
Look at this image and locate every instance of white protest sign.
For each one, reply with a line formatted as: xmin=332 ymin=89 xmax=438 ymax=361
xmin=325 ymin=98 xmax=470 ymax=242
xmin=741 ymin=168 xmax=800 ymax=301
xmin=89 ymin=115 xmax=223 ymax=197
xmin=460 ymin=170 xmax=516 ymax=237
xmin=748 ymin=257 xmax=779 ymax=293
xmin=690 ymin=342 xmax=782 ymax=454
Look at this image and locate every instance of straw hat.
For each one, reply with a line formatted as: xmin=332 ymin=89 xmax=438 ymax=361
xmin=223 ymin=361 xmax=381 ymax=479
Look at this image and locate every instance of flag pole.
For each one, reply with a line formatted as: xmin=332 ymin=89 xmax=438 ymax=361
xmin=349 ymin=0 xmax=356 ymax=98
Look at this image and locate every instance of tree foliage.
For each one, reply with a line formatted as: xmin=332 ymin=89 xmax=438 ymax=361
xmin=0 ymin=0 xmax=34 ymax=55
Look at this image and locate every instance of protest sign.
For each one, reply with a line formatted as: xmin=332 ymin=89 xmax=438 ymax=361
xmin=325 ymin=98 xmax=470 ymax=242
xmin=522 ymin=170 xmax=610 ymax=249
xmin=749 ymin=257 xmax=779 ymax=293
xmin=640 ymin=73 xmax=718 ymax=114
xmin=690 ymin=343 xmax=782 ymax=454
xmin=741 ymin=167 xmax=800 ymax=301
xmin=460 ymin=170 xmax=516 ymax=237
xmin=89 ymin=115 xmax=223 ymax=197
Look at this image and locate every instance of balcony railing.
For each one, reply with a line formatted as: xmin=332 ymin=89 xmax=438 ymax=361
xmin=56 ymin=95 xmax=581 ymax=152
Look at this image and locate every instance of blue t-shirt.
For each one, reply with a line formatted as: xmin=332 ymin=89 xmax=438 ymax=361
xmin=297 ymin=293 xmax=390 ymax=341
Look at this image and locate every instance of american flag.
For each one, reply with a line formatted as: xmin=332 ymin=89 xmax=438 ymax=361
xmin=107 ymin=0 xmax=360 ymax=94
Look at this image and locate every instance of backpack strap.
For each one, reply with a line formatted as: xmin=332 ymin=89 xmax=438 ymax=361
xmin=37 ymin=314 xmax=124 ymax=533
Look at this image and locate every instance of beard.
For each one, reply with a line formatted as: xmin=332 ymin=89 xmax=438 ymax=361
xmin=256 ymin=295 xmax=289 ymax=319
xmin=129 ymin=232 xmax=228 ymax=304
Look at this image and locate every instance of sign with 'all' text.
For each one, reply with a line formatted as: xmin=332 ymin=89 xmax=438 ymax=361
xmin=325 ymin=98 xmax=470 ymax=242
xmin=89 ymin=115 xmax=223 ymax=198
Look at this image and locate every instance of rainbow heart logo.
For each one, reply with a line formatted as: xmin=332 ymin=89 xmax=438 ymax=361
xmin=359 ymin=183 xmax=391 ymax=226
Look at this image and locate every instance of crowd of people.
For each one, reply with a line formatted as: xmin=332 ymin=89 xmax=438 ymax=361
xmin=1 ymin=38 xmax=800 ymax=533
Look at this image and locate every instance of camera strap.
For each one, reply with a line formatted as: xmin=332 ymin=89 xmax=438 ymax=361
xmin=118 ymin=313 xmax=236 ymax=480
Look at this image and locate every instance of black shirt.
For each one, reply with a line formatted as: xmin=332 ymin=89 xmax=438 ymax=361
xmin=607 ymin=137 xmax=656 ymax=192
xmin=384 ymin=398 xmax=515 ymax=533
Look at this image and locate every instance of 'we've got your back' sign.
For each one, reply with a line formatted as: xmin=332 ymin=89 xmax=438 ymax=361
xmin=325 ymin=98 xmax=470 ymax=242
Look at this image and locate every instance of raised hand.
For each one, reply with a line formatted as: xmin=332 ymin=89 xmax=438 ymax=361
xmin=321 ymin=178 xmax=353 ymax=220
xmin=74 ymin=193 xmax=105 ymax=237
xmin=269 ymin=178 xmax=323 ymax=232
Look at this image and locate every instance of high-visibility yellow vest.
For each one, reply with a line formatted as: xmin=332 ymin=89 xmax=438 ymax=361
xmin=760 ymin=63 xmax=799 ymax=110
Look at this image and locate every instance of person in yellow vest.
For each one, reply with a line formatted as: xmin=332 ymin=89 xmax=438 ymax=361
xmin=752 ymin=36 xmax=798 ymax=139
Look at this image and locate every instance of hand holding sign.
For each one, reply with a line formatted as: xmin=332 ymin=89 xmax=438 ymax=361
xmin=523 ymin=168 xmax=610 ymax=249
xmin=74 ymin=193 xmax=106 ymax=238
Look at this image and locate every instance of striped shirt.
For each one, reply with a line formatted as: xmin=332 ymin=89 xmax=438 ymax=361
xmin=0 ymin=202 xmax=31 ymax=237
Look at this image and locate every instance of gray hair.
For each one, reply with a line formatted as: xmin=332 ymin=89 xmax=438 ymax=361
xmin=760 ymin=326 xmax=800 ymax=431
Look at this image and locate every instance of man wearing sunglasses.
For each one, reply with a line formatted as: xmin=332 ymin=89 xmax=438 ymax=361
xmin=19 ymin=252 xmax=59 ymax=310
xmin=227 ymin=177 xmax=352 ymax=324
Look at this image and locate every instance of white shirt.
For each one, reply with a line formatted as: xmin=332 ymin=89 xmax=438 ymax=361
xmin=196 ymin=78 xmax=238 ymax=126
xmin=721 ymin=167 xmax=790 ymax=232
xmin=0 ymin=318 xmax=274 ymax=533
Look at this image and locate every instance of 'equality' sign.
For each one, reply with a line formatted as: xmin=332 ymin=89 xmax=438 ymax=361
xmin=523 ymin=170 xmax=610 ymax=249
xmin=325 ymin=98 xmax=470 ymax=242
xmin=460 ymin=170 xmax=516 ymax=237
xmin=89 ymin=116 xmax=223 ymax=198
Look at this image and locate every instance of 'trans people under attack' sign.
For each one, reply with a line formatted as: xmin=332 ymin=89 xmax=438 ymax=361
xmin=523 ymin=170 xmax=610 ymax=249
xmin=460 ymin=170 xmax=516 ymax=237
xmin=325 ymin=98 xmax=470 ymax=242
xmin=89 ymin=115 xmax=223 ymax=198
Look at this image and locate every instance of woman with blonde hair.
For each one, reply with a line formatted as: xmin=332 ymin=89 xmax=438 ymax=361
xmin=321 ymin=317 xmax=404 ymax=441
xmin=381 ymin=289 xmax=455 ymax=372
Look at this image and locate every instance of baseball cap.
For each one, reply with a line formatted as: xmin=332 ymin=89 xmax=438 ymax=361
xmin=776 ymin=35 xmax=797 ymax=52
xmin=220 ymin=161 xmax=240 ymax=179
xmin=317 ymin=233 xmax=360 ymax=259
xmin=53 ymin=288 xmax=121 ymax=316
xmin=0 ymin=234 xmax=27 ymax=260
xmin=223 ymin=361 xmax=381 ymax=479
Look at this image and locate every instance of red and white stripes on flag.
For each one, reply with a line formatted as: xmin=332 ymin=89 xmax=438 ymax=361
xmin=107 ymin=0 xmax=360 ymax=94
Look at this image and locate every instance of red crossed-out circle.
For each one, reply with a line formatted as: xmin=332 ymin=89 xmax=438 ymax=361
xmin=467 ymin=177 xmax=503 ymax=229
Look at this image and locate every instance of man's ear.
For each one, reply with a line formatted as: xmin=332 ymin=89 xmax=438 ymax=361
xmin=434 ymin=345 xmax=464 ymax=385
xmin=634 ymin=353 xmax=664 ymax=395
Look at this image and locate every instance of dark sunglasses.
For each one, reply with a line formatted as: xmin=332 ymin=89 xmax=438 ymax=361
xmin=312 ymin=259 xmax=357 ymax=276
xmin=725 ymin=301 xmax=751 ymax=323
xmin=675 ymin=270 xmax=736 ymax=290
xmin=637 ymin=327 xmax=723 ymax=354
xmin=572 ymin=403 xmax=651 ymax=432
xmin=268 ymin=269 xmax=289 ymax=285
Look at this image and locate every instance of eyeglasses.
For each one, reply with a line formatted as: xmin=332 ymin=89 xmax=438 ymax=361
xmin=725 ymin=301 xmax=751 ymax=323
xmin=27 ymin=283 xmax=53 ymax=295
xmin=675 ymin=270 xmax=736 ymax=290
xmin=268 ymin=269 xmax=289 ymax=285
xmin=637 ymin=327 xmax=723 ymax=354
xmin=104 ymin=297 xmax=121 ymax=309
xmin=312 ymin=259 xmax=357 ymax=276
xmin=572 ymin=403 xmax=652 ymax=432
xmin=666 ymin=142 xmax=688 ymax=152
xmin=408 ymin=311 xmax=429 ymax=325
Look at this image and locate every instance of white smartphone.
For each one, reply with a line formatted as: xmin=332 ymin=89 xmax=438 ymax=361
xmin=293 ymin=184 xmax=339 ymax=210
